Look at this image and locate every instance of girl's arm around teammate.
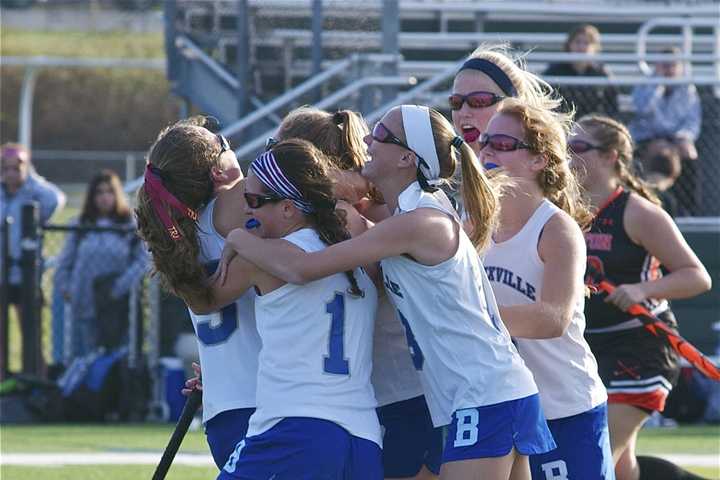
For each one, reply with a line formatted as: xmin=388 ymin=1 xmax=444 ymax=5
xmin=222 ymin=208 xmax=455 ymax=286
xmin=498 ymin=211 xmax=587 ymax=338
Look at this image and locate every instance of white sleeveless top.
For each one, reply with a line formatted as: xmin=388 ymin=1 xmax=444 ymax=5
xmin=380 ymin=182 xmax=538 ymax=427
xmin=188 ymin=198 xmax=261 ymax=423
xmin=371 ymin=293 xmax=425 ymax=407
xmin=484 ymin=199 xmax=607 ymax=420
xmin=247 ymin=228 xmax=382 ymax=447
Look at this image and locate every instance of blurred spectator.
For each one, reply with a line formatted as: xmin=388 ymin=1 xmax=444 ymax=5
xmin=640 ymin=140 xmax=682 ymax=217
xmin=631 ymin=47 xmax=702 ymax=214
xmin=1 ymin=143 xmax=66 ymax=371
xmin=53 ymin=170 xmax=148 ymax=358
xmin=544 ymin=24 xmax=618 ymax=118
xmin=630 ymin=47 xmax=702 ymax=161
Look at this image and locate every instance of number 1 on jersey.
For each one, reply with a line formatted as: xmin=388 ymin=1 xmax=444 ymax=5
xmin=324 ymin=293 xmax=349 ymax=375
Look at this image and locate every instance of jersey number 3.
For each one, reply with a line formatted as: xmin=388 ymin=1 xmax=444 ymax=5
xmin=324 ymin=293 xmax=349 ymax=375
xmin=196 ymin=303 xmax=238 ymax=346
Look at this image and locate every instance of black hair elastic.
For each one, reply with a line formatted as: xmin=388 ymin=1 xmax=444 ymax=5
xmin=458 ymin=58 xmax=517 ymax=97
xmin=451 ymin=136 xmax=464 ymax=149
xmin=332 ymin=111 xmax=345 ymax=125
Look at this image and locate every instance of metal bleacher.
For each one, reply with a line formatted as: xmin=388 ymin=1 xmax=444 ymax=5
xmin=162 ymin=0 xmax=720 ymax=355
xmin=166 ymin=0 xmax=719 ymax=156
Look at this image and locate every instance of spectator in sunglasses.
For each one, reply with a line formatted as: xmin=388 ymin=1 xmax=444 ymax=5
xmin=0 ymin=142 xmax=65 ymax=374
xmin=480 ymin=99 xmax=613 ymax=480
xmin=543 ymin=24 xmax=618 ymax=119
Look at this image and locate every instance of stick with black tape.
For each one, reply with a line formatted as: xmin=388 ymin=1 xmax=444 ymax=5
xmin=151 ymin=388 xmax=202 ymax=480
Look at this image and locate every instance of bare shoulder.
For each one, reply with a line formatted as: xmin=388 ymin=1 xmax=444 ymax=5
xmin=539 ymin=209 xmax=584 ymax=261
xmin=624 ymin=192 xmax=672 ymax=243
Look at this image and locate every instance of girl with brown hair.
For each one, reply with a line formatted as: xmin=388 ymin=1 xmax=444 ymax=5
xmin=480 ymin=100 xmax=613 ymax=480
xmin=572 ymin=115 xmax=710 ymax=480
xmin=136 ymin=116 xmax=261 ymax=470
xmin=217 ymin=105 xmax=554 ymax=480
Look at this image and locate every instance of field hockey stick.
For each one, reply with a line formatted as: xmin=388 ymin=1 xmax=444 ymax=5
xmin=586 ymin=264 xmax=720 ymax=382
xmin=151 ymin=388 xmax=202 ymax=480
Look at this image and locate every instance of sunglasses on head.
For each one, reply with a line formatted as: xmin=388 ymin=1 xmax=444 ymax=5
xmin=371 ymin=122 xmax=430 ymax=169
xmin=448 ymin=91 xmax=505 ymax=111
xmin=244 ymin=192 xmax=283 ymax=209
xmin=265 ymin=137 xmax=279 ymax=151
xmin=216 ymin=134 xmax=231 ymax=161
xmin=479 ymin=133 xmax=532 ymax=152
xmin=568 ymin=140 xmax=602 ymax=154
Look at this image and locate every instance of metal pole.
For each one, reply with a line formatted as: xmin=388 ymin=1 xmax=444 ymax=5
xmin=19 ymin=67 xmax=38 ymax=149
xmin=312 ymin=0 xmax=324 ymax=102
xmin=163 ymin=0 xmax=180 ymax=84
xmin=0 ymin=216 xmax=12 ymax=380
xmin=381 ymin=0 xmax=400 ymax=104
xmin=236 ymin=0 xmax=250 ymax=119
xmin=20 ymin=203 xmax=42 ymax=376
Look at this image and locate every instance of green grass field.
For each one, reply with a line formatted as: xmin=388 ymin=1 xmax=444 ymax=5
xmin=0 ymin=424 xmax=718 ymax=479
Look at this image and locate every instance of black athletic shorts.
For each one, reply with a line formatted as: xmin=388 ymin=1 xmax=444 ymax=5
xmin=586 ymin=310 xmax=680 ymax=413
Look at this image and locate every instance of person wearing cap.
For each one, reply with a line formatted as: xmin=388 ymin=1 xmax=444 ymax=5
xmin=219 ymin=104 xmax=555 ymax=480
xmin=1 ymin=142 xmax=65 ymax=371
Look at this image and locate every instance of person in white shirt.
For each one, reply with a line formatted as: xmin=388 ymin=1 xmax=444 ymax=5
xmin=271 ymin=106 xmax=441 ymax=480
xmin=186 ymin=139 xmax=382 ymax=480
xmin=219 ymin=105 xmax=555 ymax=480
xmin=480 ymin=99 xmax=613 ymax=480
xmin=135 ymin=118 xmax=260 ymax=469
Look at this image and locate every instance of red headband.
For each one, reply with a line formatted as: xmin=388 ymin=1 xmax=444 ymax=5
xmin=143 ymin=164 xmax=198 ymax=241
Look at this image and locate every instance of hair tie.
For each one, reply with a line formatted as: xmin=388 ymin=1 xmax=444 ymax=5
xmin=332 ymin=111 xmax=345 ymax=125
xmin=451 ymin=136 xmax=464 ymax=149
xmin=143 ymin=164 xmax=199 ymax=241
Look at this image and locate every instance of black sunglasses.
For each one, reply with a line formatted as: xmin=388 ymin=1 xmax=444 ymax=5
xmin=568 ymin=140 xmax=602 ymax=154
xmin=216 ymin=134 xmax=231 ymax=161
xmin=265 ymin=137 xmax=279 ymax=151
xmin=244 ymin=192 xmax=283 ymax=209
xmin=479 ymin=133 xmax=532 ymax=152
xmin=371 ymin=122 xmax=430 ymax=170
xmin=448 ymin=91 xmax=505 ymax=111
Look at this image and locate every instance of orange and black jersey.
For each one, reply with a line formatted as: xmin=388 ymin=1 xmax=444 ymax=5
xmin=584 ymin=187 xmax=668 ymax=330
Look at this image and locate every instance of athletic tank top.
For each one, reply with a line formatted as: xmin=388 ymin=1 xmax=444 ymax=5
xmin=247 ymin=228 xmax=382 ymax=447
xmin=585 ymin=188 xmax=669 ymax=331
xmin=188 ymin=198 xmax=261 ymax=423
xmin=380 ymin=182 xmax=538 ymax=427
xmin=484 ymin=199 xmax=607 ymax=420
xmin=371 ymin=293 xmax=425 ymax=407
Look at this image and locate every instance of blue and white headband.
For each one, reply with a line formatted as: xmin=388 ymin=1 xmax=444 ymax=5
xmin=401 ymin=105 xmax=441 ymax=185
xmin=250 ymin=151 xmax=314 ymax=214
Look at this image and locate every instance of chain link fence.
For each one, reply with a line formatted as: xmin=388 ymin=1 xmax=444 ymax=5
xmin=542 ymin=78 xmax=720 ymax=217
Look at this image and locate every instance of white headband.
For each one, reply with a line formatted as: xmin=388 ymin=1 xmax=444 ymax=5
xmin=401 ymin=105 xmax=441 ymax=183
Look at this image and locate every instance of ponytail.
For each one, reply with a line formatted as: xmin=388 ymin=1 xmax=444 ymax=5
xmin=457 ymin=142 xmax=500 ymax=251
xmin=310 ymin=206 xmax=364 ymax=297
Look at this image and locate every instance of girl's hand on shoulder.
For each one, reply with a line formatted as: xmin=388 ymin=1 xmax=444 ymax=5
xmin=211 ymin=241 xmax=239 ymax=286
xmin=605 ymin=283 xmax=648 ymax=311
